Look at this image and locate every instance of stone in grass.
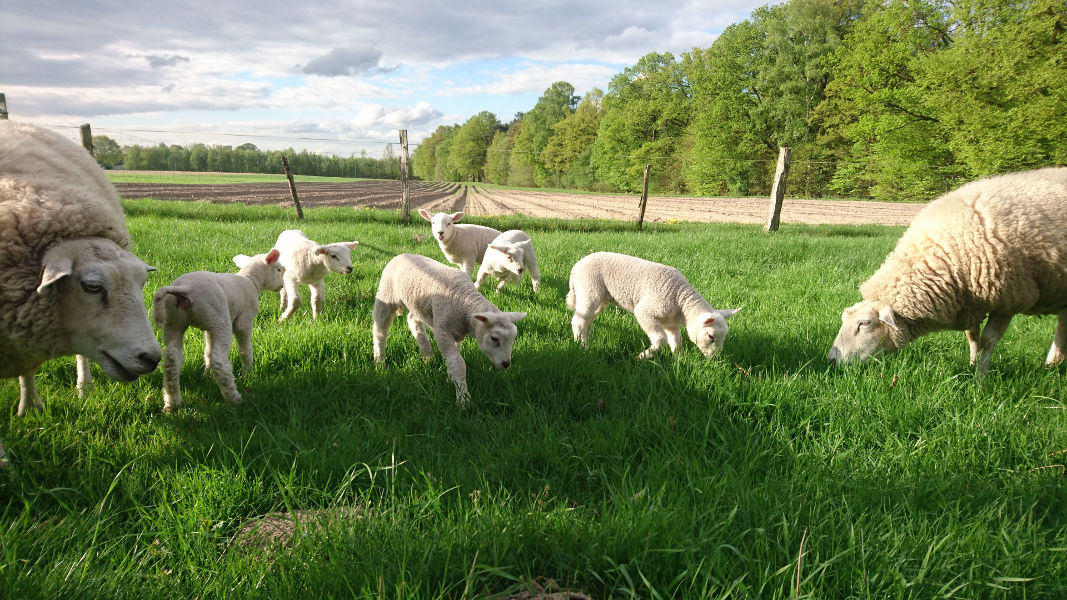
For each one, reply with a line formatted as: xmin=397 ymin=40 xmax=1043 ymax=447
xmin=503 ymin=576 xmax=591 ymax=600
xmin=232 ymin=506 xmax=363 ymax=551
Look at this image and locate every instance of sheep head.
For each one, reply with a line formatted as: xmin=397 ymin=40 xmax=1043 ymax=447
xmin=688 ymin=308 xmax=740 ymax=358
xmin=828 ymin=300 xmax=905 ymax=365
xmin=471 ymin=311 xmax=526 ymax=370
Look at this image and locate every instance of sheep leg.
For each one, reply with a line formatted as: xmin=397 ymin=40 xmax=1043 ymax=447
xmin=205 ymin=327 xmax=242 ymax=404
xmin=203 ymin=330 xmax=215 ymax=374
xmin=17 ymin=369 xmax=42 ymax=416
xmin=0 ymin=438 xmax=7 ymax=468
xmin=635 ymin=307 xmax=668 ymax=359
xmin=460 ymin=261 xmax=476 ymax=279
xmin=278 ymin=278 xmax=302 ymax=321
xmin=1046 ymin=310 xmax=1067 ymax=366
xmin=278 ymin=287 xmax=288 ymax=313
xmin=234 ymin=314 xmax=255 ymax=374
xmin=309 ymin=280 xmax=325 ymax=320
xmin=526 ymin=256 xmax=541 ymax=293
xmin=474 ymin=266 xmax=489 ymax=290
xmin=372 ymin=300 xmax=401 ymax=362
xmin=570 ymin=300 xmax=600 ymax=347
xmin=76 ymin=354 xmax=93 ymax=397
xmin=664 ymin=327 xmax=683 ymax=354
xmin=974 ymin=314 xmax=1013 ymax=374
xmin=965 ymin=326 xmax=981 ymax=365
xmin=161 ymin=327 xmax=186 ymax=412
xmin=437 ymin=338 xmax=470 ymax=406
xmin=406 ymin=312 xmax=434 ymax=360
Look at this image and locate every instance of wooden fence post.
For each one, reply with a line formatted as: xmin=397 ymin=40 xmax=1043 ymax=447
xmin=79 ymin=123 xmax=94 ymax=155
xmin=765 ymin=146 xmax=791 ymax=232
xmin=636 ymin=163 xmax=652 ymax=231
xmin=0 ymin=93 xmax=8 ymax=120
xmin=399 ymin=129 xmax=411 ymax=224
xmin=280 ymin=155 xmax=305 ymax=219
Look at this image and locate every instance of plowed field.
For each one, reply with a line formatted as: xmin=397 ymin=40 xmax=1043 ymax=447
xmin=115 ymin=180 xmax=922 ymax=226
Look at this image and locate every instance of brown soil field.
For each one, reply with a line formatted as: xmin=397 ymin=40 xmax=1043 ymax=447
xmin=115 ymin=180 xmax=922 ymax=226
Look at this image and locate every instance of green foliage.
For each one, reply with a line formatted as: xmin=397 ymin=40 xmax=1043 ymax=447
xmin=511 ymin=82 xmax=578 ymax=186
xmin=485 ymin=130 xmax=514 ymax=185
xmin=122 ymin=141 xmax=390 ymax=179
xmin=446 ymin=111 xmax=503 ymax=182
xmin=3 ymin=199 xmax=1066 ymax=597
xmin=91 ymin=135 xmax=123 ymax=168
xmin=540 ymin=89 xmax=603 ymax=190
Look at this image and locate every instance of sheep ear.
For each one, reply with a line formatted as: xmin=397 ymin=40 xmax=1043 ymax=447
xmin=348 ymin=241 xmax=360 ymax=249
xmin=473 ymin=313 xmax=490 ymax=323
xmin=489 ymin=244 xmax=509 ymax=254
xmin=38 ymin=256 xmax=74 ymax=293
xmin=315 ymin=245 xmax=328 ymax=255
xmin=450 ymin=212 xmax=465 ymax=223
xmin=505 ymin=311 xmax=527 ymax=323
xmin=419 ymin=209 xmax=434 ymax=222
xmin=878 ymin=305 xmax=899 ymax=330
xmin=264 ymin=248 xmax=281 ymax=264
xmin=146 ymin=264 xmax=158 ymax=273
xmin=233 ymin=254 xmax=252 ymax=268
xmin=718 ymin=307 xmax=741 ymax=320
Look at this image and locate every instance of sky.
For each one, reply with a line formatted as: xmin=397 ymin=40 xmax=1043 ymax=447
xmin=2 ymin=0 xmax=770 ymax=158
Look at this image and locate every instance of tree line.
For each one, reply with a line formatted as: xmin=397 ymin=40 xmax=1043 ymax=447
xmin=96 ymin=138 xmax=405 ymax=180
xmin=412 ymin=0 xmax=1066 ymax=201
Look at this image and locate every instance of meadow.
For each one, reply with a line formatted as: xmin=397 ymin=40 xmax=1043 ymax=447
xmin=1 ymin=199 xmax=1065 ymax=598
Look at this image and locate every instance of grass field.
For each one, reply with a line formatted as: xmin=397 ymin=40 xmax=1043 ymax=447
xmin=1 ymin=199 xmax=1065 ymax=598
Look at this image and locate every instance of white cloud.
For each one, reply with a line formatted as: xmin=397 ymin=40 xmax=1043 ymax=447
xmin=443 ymin=63 xmax=619 ymax=97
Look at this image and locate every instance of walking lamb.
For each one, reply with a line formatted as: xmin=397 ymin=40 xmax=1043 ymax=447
xmin=828 ymin=167 xmax=1067 ymax=373
xmin=273 ymin=229 xmax=359 ymax=321
xmin=418 ymin=210 xmax=502 ymax=278
xmin=372 ymin=253 xmax=526 ymax=405
xmin=475 ymin=229 xmax=542 ymax=293
xmin=567 ymin=252 xmax=740 ymax=359
xmin=153 ymin=250 xmax=284 ymax=412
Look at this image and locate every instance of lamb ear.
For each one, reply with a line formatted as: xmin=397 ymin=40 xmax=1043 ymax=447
xmin=233 ymin=254 xmax=252 ymax=268
xmin=264 ymin=248 xmax=281 ymax=264
xmin=718 ymin=307 xmax=741 ymax=320
xmin=489 ymin=244 xmax=509 ymax=254
xmin=473 ymin=313 xmax=490 ymax=323
xmin=450 ymin=211 xmax=465 ymax=223
xmin=418 ymin=209 xmax=434 ymax=222
xmin=348 ymin=241 xmax=360 ymax=249
xmin=37 ymin=256 xmax=74 ymax=293
xmin=315 ymin=245 xmax=328 ymax=255
xmin=505 ymin=311 xmax=527 ymax=323
xmin=878 ymin=304 xmax=899 ymax=330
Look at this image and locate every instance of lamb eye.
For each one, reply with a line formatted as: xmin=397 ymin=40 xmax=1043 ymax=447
xmin=858 ymin=319 xmax=872 ymax=327
xmin=81 ymin=280 xmax=104 ymax=294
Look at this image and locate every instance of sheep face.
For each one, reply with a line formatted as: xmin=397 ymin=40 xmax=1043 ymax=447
xmin=234 ymin=249 xmax=286 ymax=291
xmin=688 ymin=309 xmax=739 ymax=358
xmin=828 ymin=300 xmax=901 ymax=365
xmin=420 ymin=210 xmax=463 ymax=243
xmin=471 ymin=312 xmax=526 ymax=370
xmin=36 ymin=238 xmax=161 ymax=381
xmin=488 ymin=242 xmax=528 ymax=276
xmin=315 ymin=242 xmax=359 ymax=274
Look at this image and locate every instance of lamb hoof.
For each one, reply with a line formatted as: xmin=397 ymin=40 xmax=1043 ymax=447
xmin=227 ymin=395 xmax=244 ymax=405
xmin=163 ymin=403 xmax=179 ymax=413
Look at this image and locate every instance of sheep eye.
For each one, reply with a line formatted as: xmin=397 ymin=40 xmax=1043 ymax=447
xmin=858 ymin=319 xmax=872 ymax=327
xmin=81 ymin=280 xmax=104 ymax=294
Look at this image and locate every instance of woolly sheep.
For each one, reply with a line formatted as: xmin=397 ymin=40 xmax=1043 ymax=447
xmin=418 ymin=209 xmax=502 ymax=278
xmin=372 ymin=253 xmax=526 ymax=405
xmin=827 ymin=167 xmax=1067 ymax=373
xmin=273 ymin=229 xmax=359 ymax=321
xmin=475 ymin=229 xmax=542 ymax=293
xmin=0 ymin=122 xmax=161 ymax=465
xmin=153 ymin=249 xmax=284 ymax=412
xmin=567 ymin=252 xmax=740 ymax=359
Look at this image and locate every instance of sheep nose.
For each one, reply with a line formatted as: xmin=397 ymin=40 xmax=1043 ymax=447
xmin=501 ymin=360 xmax=510 ymax=369
xmin=518 ymin=267 xmax=524 ymax=273
xmin=139 ymin=350 xmax=161 ymax=371
xmin=345 ymin=266 xmax=353 ymax=274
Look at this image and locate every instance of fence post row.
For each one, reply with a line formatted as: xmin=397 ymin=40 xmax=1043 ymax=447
xmin=0 ymin=93 xmax=8 ymax=120
xmin=280 ymin=155 xmax=305 ymax=219
xmin=79 ymin=123 xmax=93 ymax=154
xmin=765 ymin=146 xmax=791 ymax=233
xmin=636 ymin=163 xmax=652 ymax=231
xmin=399 ymin=129 xmax=411 ymax=225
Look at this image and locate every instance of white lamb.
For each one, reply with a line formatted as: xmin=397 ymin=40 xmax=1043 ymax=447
xmin=0 ymin=122 xmax=161 ymax=465
xmin=567 ymin=252 xmax=741 ymax=359
xmin=475 ymin=230 xmax=542 ymax=293
xmin=372 ymin=253 xmax=526 ymax=405
xmin=153 ymin=249 xmax=284 ymax=412
xmin=273 ymin=229 xmax=359 ymax=321
xmin=418 ymin=209 xmax=502 ymax=278
xmin=828 ymin=167 xmax=1067 ymax=373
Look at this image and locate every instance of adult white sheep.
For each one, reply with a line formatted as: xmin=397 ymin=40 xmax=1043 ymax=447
xmin=827 ymin=167 xmax=1067 ymax=373
xmin=418 ymin=209 xmax=502 ymax=278
xmin=567 ymin=251 xmax=740 ymax=359
xmin=153 ymin=249 xmax=284 ymax=412
xmin=0 ymin=121 xmax=161 ymax=465
xmin=475 ymin=229 xmax=542 ymax=293
xmin=273 ymin=229 xmax=359 ymax=321
xmin=372 ymin=253 xmax=526 ymax=405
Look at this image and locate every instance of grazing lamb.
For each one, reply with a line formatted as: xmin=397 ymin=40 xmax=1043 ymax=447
xmin=0 ymin=121 xmax=161 ymax=465
xmin=273 ymin=229 xmax=359 ymax=321
xmin=418 ymin=209 xmax=502 ymax=278
xmin=153 ymin=250 xmax=284 ymax=412
xmin=827 ymin=167 xmax=1067 ymax=373
xmin=372 ymin=253 xmax=526 ymax=405
xmin=475 ymin=229 xmax=542 ymax=293
xmin=567 ymin=252 xmax=740 ymax=359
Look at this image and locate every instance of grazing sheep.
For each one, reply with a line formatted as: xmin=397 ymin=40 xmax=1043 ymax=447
xmin=567 ymin=252 xmax=740 ymax=359
xmin=372 ymin=253 xmax=526 ymax=405
xmin=0 ymin=121 xmax=161 ymax=465
xmin=827 ymin=167 xmax=1067 ymax=373
xmin=475 ymin=230 xmax=542 ymax=293
xmin=273 ymin=229 xmax=359 ymax=321
xmin=153 ymin=250 xmax=284 ymax=412
xmin=418 ymin=209 xmax=502 ymax=278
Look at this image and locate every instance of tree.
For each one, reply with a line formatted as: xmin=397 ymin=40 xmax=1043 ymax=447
xmin=447 ymin=111 xmax=503 ymax=181
xmin=91 ymin=135 xmax=123 ymax=168
xmin=485 ymin=129 xmax=515 ymax=185
xmin=541 ymin=89 xmax=603 ymax=189
xmin=411 ymin=125 xmax=455 ymax=180
xmin=511 ymin=82 xmax=578 ymax=186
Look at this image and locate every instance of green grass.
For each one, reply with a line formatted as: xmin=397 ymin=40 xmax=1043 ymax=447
xmin=1 ymin=199 xmax=1065 ymax=598
xmin=105 ymin=171 xmax=367 ymax=184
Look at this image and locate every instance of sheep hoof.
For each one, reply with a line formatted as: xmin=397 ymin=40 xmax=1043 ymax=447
xmin=227 ymin=395 xmax=244 ymax=405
